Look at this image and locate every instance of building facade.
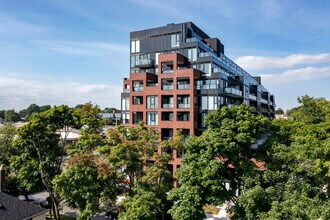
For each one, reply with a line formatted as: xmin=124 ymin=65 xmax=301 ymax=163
xmin=121 ymin=22 xmax=275 ymax=173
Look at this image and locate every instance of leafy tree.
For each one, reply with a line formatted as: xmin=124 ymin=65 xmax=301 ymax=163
xmin=4 ymin=109 xmax=20 ymax=123
xmin=0 ymin=110 xmax=5 ymax=120
xmin=10 ymin=105 xmax=81 ymax=219
xmin=68 ymin=103 xmax=103 ymax=155
xmin=119 ymin=190 xmax=161 ymax=220
xmin=54 ymin=154 xmax=123 ymax=220
xmin=0 ymin=124 xmax=17 ymax=166
xmin=103 ymin=107 xmax=117 ymax=113
xmin=288 ymin=95 xmax=326 ymax=124
xmin=168 ymin=105 xmax=268 ymax=220
xmin=233 ymin=97 xmax=330 ymax=219
xmin=274 ymin=107 xmax=284 ymax=114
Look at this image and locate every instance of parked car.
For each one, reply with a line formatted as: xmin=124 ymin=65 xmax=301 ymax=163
xmin=105 ymin=208 xmax=119 ymax=219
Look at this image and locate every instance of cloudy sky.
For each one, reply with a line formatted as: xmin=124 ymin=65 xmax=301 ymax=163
xmin=0 ymin=0 xmax=329 ymax=111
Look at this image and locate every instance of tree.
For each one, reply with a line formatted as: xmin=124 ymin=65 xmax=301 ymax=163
xmin=54 ymin=154 xmax=123 ymax=220
xmin=0 ymin=110 xmax=5 ymax=120
xmin=0 ymin=124 xmax=17 ymax=166
xmin=11 ymin=105 xmax=81 ymax=219
xmin=119 ymin=190 xmax=161 ymax=220
xmin=67 ymin=103 xmax=103 ymax=155
xmin=4 ymin=109 xmax=20 ymax=123
xmin=274 ymin=107 xmax=284 ymax=115
xmin=232 ymin=97 xmax=330 ymax=219
xmin=103 ymin=107 xmax=117 ymax=113
xmin=168 ymin=105 xmax=268 ymax=220
xmin=287 ymin=95 xmax=326 ymax=124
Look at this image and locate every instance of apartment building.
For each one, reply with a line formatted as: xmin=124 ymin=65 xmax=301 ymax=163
xmin=121 ymin=22 xmax=275 ymax=173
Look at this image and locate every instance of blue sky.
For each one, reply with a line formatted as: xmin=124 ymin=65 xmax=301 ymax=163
xmin=0 ymin=0 xmax=329 ymax=111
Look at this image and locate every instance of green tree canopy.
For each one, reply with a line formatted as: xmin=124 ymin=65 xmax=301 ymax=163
xmin=169 ymin=105 xmax=268 ymax=220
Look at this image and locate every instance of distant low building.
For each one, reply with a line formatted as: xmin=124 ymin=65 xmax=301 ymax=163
xmin=0 ymin=192 xmax=47 ymax=220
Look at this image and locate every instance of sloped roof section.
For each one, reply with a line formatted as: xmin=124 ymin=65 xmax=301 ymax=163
xmin=0 ymin=192 xmax=47 ymax=220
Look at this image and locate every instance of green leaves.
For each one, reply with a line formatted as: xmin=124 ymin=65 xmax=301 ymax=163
xmin=169 ymin=105 xmax=268 ymax=220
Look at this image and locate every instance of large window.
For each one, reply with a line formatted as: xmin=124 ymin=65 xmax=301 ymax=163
xmin=131 ymin=40 xmax=140 ymax=53
xmin=147 ymin=96 xmax=158 ymax=109
xmin=201 ymin=96 xmax=218 ymax=110
xmin=199 ymin=63 xmax=211 ymax=76
xmin=122 ymin=97 xmax=129 ymax=111
xmin=133 ymin=96 xmax=143 ymax=105
xmin=195 ymin=79 xmax=219 ymax=90
xmin=188 ymin=48 xmax=197 ymax=61
xmin=146 ymin=112 xmax=158 ymax=125
xmin=171 ymin=34 xmax=180 ymax=48
xmin=122 ymin=113 xmax=130 ymax=124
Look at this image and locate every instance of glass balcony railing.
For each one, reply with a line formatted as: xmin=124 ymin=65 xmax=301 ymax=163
xmin=225 ymin=87 xmax=243 ymax=96
xmin=177 ymin=84 xmax=190 ymax=90
xmin=195 ymin=84 xmax=218 ymax=90
xmin=261 ymin=99 xmax=268 ymax=104
xmin=147 ymin=83 xmax=158 ymax=87
xmin=249 ymin=94 xmax=257 ymax=101
xmin=261 ymin=107 xmax=268 ymax=112
xmin=162 ymin=70 xmax=173 ymax=74
xmin=135 ymin=58 xmax=154 ymax=68
xmin=123 ymin=88 xmax=130 ymax=93
xmin=162 ymin=84 xmax=174 ymax=90
xmin=133 ymin=86 xmax=143 ymax=92
xmin=177 ymin=103 xmax=190 ymax=108
xmin=162 ymin=103 xmax=174 ymax=108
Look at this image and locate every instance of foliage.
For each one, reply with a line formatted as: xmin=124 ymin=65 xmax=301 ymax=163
xmin=274 ymin=107 xmax=284 ymax=114
xmin=287 ymin=95 xmax=326 ymax=124
xmin=54 ymin=154 xmax=123 ymax=220
xmin=233 ymin=96 xmax=330 ymax=219
xmin=10 ymin=105 xmax=81 ymax=219
xmin=4 ymin=109 xmax=20 ymax=123
xmin=119 ymin=190 xmax=161 ymax=220
xmin=168 ymin=105 xmax=269 ymax=220
xmin=0 ymin=124 xmax=17 ymax=167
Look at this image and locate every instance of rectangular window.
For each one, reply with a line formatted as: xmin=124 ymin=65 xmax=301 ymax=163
xmin=131 ymin=40 xmax=140 ymax=53
xmin=147 ymin=96 xmax=158 ymax=109
xmin=171 ymin=34 xmax=180 ymax=48
xmin=188 ymin=48 xmax=197 ymax=61
xmin=155 ymin=53 xmax=160 ymax=65
xmin=147 ymin=112 xmax=158 ymax=125
xmin=122 ymin=97 xmax=129 ymax=111
xmin=201 ymin=96 xmax=218 ymax=110
xmin=122 ymin=113 xmax=130 ymax=124
xmin=133 ymin=96 xmax=143 ymax=105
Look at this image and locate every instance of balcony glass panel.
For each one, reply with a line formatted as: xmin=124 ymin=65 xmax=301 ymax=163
xmin=162 ymin=84 xmax=174 ymax=90
xmin=225 ymin=87 xmax=243 ymax=96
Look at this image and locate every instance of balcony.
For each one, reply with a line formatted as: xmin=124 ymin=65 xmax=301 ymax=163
xmin=123 ymin=88 xmax=130 ymax=93
xmin=162 ymin=70 xmax=173 ymax=74
xmin=261 ymin=98 xmax=268 ymax=104
xmin=249 ymin=94 xmax=257 ymax=101
xmin=162 ymin=103 xmax=174 ymax=108
xmin=260 ymin=107 xmax=269 ymax=113
xmin=177 ymin=84 xmax=190 ymax=90
xmin=162 ymin=84 xmax=174 ymax=90
xmin=195 ymin=84 xmax=218 ymax=90
xmin=135 ymin=58 xmax=154 ymax=68
xmin=133 ymin=86 xmax=143 ymax=92
xmin=225 ymin=87 xmax=243 ymax=97
xmin=177 ymin=103 xmax=190 ymax=108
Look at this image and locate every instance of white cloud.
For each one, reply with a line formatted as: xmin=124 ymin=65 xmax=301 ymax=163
xmin=0 ymin=15 xmax=44 ymax=34
xmin=36 ymin=40 xmax=129 ymax=56
xmin=235 ymin=53 xmax=330 ymax=71
xmin=0 ymin=76 xmax=122 ymax=110
xmin=260 ymin=66 xmax=330 ymax=84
